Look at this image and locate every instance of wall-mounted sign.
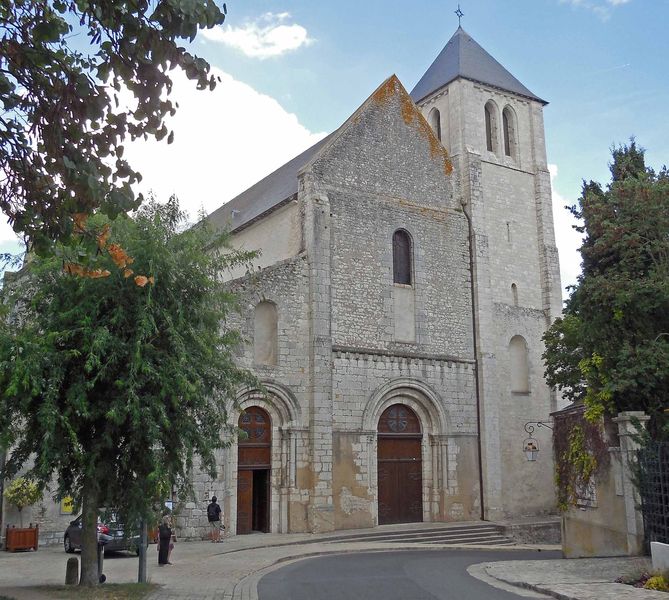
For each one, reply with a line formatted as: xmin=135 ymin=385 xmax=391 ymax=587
xmin=60 ymin=496 xmax=74 ymax=515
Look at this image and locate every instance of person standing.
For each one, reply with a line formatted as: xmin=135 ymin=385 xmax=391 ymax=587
xmin=157 ymin=515 xmax=174 ymax=566
xmin=207 ymin=496 xmax=222 ymax=542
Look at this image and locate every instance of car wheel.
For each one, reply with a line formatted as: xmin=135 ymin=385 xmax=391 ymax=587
xmin=64 ymin=534 xmax=75 ymax=553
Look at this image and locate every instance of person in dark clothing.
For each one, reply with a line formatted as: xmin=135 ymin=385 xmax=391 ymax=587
xmin=158 ymin=515 xmax=175 ymax=565
xmin=207 ymin=496 xmax=223 ymax=542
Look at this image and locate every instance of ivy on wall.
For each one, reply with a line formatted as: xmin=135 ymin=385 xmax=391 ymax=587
xmin=553 ymin=406 xmax=610 ymax=511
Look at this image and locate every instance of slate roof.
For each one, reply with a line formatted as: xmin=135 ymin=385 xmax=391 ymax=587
xmin=410 ymin=27 xmax=546 ymax=105
xmin=207 ymin=133 xmax=333 ymax=233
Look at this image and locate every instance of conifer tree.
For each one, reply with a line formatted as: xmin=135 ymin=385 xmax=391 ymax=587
xmin=543 ymin=141 xmax=669 ymax=435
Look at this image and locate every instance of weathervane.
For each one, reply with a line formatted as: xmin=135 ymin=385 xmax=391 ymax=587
xmin=455 ymin=4 xmax=464 ymax=26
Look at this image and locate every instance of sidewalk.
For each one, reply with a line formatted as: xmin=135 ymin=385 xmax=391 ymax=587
xmin=481 ymin=556 xmax=666 ymax=600
xmin=0 ymin=526 xmax=665 ymax=600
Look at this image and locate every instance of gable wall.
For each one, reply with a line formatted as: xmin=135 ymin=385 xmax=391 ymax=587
xmin=309 ymin=82 xmax=474 ymax=357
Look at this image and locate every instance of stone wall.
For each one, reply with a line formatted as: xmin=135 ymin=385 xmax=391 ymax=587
xmin=222 ymin=200 xmax=302 ymax=282
xmin=417 ymin=76 xmax=562 ymax=520
xmin=561 ymin=411 xmax=649 ymax=558
xmin=178 ymin=256 xmax=313 ymax=538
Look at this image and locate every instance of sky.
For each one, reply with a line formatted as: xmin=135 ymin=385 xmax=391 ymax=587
xmin=2 ymin=0 xmax=668 ymax=297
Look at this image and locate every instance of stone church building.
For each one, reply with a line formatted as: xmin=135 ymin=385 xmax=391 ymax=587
xmin=178 ymin=26 xmax=563 ymax=538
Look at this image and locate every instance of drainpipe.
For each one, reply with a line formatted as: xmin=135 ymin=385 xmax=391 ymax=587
xmin=460 ymin=200 xmax=486 ymax=522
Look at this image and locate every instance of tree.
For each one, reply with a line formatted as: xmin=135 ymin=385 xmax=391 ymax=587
xmin=543 ymin=141 xmax=669 ymax=435
xmin=0 ymin=0 xmax=226 ymax=256
xmin=0 ymin=197 xmax=256 ymax=584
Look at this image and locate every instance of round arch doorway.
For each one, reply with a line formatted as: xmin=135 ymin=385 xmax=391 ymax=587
xmin=377 ymin=403 xmax=423 ymax=525
xmin=237 ymin=406 xmax=271 ymax=534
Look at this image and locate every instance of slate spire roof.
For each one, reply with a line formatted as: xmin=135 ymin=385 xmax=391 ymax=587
xmin=410 ymin=27 xmax=546 ymax=105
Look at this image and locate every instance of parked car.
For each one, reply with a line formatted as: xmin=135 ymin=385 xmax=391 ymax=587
xmin=63 ymin=513 xmax=141 ymax=554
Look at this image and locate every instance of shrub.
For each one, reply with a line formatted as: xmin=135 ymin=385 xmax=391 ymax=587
xmin=3 ymin=477 xmax=42 ymax=527
xmin=644 ymin=575 xmax=669 ymax=592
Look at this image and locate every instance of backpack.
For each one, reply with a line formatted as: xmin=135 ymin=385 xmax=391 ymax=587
xmin=207 ymin=503 xmax=220 ymax=521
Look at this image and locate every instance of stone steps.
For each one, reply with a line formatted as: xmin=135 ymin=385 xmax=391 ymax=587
xmin=326 ymin=523 xmax=516 ymax=547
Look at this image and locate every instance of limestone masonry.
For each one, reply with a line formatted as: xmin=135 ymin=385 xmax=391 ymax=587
xmin=177 ymin=26 xmax=563 ymax=539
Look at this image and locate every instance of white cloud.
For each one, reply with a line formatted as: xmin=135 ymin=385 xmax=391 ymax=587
xmin=549 ymin=164 xmax=583 ymax=298
xmin=0 ymin=216 xmax=18 ymax=245
xmin=202 ymin=12 xmax=313 ymax=59
xmin=561 ymin=0 xmax=632 ymax=19
xmin=123 ymin=66 xmax=326 ymax=224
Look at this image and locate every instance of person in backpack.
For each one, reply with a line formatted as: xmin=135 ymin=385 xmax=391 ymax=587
xmin=207 ymin=496 xmax=222 ymax=542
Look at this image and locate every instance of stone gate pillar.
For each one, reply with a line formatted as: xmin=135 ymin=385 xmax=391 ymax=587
xmin=613 ymin=410 xmax=650 ymax=555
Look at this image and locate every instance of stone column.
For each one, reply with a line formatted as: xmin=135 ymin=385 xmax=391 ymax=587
xmin=301 ymin=174 xmax=335 ymax=533
xmin=613 ymin=410 xmax=650 ymax=555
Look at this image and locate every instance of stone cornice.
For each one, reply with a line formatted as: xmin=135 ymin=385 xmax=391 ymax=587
xmin=332 ymin=344 xmax=475 ymax=367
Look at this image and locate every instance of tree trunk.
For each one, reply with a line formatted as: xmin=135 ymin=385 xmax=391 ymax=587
xmin=79 ymin=484 xmax=99 ymax=586
xmin=138 ymin=519 xmax=147 ymax=583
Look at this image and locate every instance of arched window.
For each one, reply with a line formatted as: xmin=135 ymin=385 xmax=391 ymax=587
xmin=392 ymin=229 xmax=412 ymax=285
xmin=509 ymin=335 xmax=529 ymax=393
xmin=502 ymin=105 xmax=517 ymax=158
xmin=484 ymin=101 xmax=498 ymax=153
xmin=428 ymin=108 xmax=441 ymax=141
xmin=511 ymin=283 xmax=518 ymax=306
xmin=254 ymin=301 xmax=278 ymax=365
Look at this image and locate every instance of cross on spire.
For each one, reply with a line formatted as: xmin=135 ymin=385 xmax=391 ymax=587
xmin=455 ymin=4 xmax=464 ymax=27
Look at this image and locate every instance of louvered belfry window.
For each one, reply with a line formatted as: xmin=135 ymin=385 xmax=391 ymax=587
xmin=392 ymin=229 xmax=412 ymax=285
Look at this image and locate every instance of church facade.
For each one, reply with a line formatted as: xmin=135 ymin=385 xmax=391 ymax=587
xmin=178 ymin=27 xmax=563 ymax=538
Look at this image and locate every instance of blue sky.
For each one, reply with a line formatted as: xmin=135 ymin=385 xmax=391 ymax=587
xmin=2 ymin=0 xmax=667 ymax=293
xmin=204 ymin=0 xmax=669 ymax=184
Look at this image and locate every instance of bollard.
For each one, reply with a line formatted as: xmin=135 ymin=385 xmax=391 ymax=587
xmin=97 ymin=541 xmax=106 ymax=584
xmin=65 ymin=556 xmax=79 ymax=585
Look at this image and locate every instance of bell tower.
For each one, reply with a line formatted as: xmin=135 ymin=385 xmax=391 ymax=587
xmin=411 ymin=27 xmax=563 ymax=520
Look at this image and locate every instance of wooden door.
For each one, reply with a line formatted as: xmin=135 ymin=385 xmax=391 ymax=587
xmin=236 ymin=469 xmax=253 ymax=534
xmin=237 ymin=406 xmax=271 ymax=534
xmin=378 ymin=404 xmax=423 ymax=525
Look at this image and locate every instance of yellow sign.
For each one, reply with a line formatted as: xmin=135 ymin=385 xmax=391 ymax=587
xmin=60 ymin=497 xmax=74 ymax=515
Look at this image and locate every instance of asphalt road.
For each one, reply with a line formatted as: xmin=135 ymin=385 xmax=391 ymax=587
xmin=258 ymin=549 xmax=561 ymax=600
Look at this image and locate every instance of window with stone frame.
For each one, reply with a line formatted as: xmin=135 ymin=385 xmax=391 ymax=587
xmin=392 ymin=229 xmax=413 ymax=285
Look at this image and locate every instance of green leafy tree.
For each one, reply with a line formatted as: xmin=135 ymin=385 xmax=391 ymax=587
xmin=0 ymin=0 xmax=226 ymax=255
xmin=0 ymin=197 xmax=256 ymax=585
xmin=3 ymin=476 xmax=42 ymax=527
xmin=543 ymin=141 xmax=669 ymax=434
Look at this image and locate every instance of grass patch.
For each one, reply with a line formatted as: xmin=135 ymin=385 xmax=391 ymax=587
xmin=38 ymin=583 xmax=156 ymax=599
